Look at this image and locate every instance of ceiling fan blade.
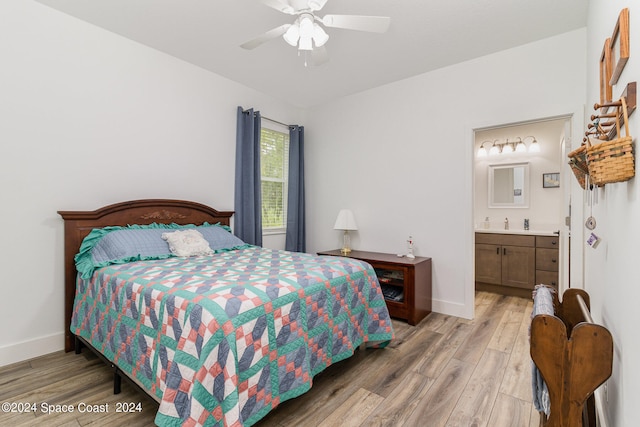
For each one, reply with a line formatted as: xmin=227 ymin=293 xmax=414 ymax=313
xmin=259 ymin=0 xmax=296 ymax=15
xmin=308 ymin=0 xmax=328 ymax=12
xmin=240 ymin=24 xmax=291 ymax=50
xmin=321 ymin=15 xmax=390 ymax=33
xmin=311 ymin=45 xmax=330 ymax=66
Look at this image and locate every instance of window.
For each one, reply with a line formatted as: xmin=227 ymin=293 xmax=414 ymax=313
xmin=260 ymin=126 xmax=289 ymax=232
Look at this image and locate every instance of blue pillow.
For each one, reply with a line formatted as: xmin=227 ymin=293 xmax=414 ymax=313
xmin=91 ymin=228 xmax=171 ymax=263
xmin=197 ymin=226 xmax=246 ymax=251
xmin=75 ymin=223 xmax=247 ymax=279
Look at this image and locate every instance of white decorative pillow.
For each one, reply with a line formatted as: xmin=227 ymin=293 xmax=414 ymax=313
xmin=161 ymin=229 xmax=213 ymax=257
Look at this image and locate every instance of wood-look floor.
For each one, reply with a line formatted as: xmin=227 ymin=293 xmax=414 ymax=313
xmin=0 ymin=292 xmax=541 ymax=426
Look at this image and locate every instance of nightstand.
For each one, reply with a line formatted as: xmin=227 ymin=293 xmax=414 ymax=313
xmin=317 ymin=249 xmax=432 ymax=325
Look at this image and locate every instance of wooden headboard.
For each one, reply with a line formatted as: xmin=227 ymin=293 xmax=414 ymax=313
xmin=58 ymin=199 xmax=234 ymax=352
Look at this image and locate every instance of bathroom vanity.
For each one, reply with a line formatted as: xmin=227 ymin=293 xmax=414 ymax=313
xmin=475 ymin=230 xmax=559 ymax=297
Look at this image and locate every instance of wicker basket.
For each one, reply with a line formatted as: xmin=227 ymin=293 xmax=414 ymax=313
xmin=567 ymin=144 xmax=588 ymax=189
xmin=587 ymin=97 xmax=635 ymax=186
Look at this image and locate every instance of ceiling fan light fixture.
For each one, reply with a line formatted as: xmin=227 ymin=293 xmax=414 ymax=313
xmin=312 ymin=23 xmax=329 ymax=47
xmin=299 ymin=14 xmax=314 ymax=38
xmin=298 ymin=35 xmax=313 ymax=51
xmin=308 ymin=0 xmax=328 ymax=11
xmin=243 ymin=1 xmax=391 ymax=65
xmin=283 ymin=23 xmax=300 ymax=46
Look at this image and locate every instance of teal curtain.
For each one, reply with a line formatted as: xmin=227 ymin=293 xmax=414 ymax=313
xmin=285 ymin=126 xmax=305 ymax=252
xmin=234 ymin=107 xmax=262 ymax=246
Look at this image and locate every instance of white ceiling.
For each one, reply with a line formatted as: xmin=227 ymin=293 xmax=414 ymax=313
xmin=35 ymin=0 xmax=588 ymax=108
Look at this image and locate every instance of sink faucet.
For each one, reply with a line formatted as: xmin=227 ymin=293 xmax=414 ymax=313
xmin=504 ymin=217 xmax=509 ymax=230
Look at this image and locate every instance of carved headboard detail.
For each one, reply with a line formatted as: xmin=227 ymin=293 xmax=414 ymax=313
xmin=140 ymin=210 xmax=188 ymax=220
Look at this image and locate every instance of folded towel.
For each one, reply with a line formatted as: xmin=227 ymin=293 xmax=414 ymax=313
xmin=531 ymin=284 xmax=555 ymax=416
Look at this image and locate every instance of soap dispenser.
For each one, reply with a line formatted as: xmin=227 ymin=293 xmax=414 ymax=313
xmin=483 ymin=217 xmax=490 ymax=229
xmin=504 ymin=217 xmax=509 ymax=230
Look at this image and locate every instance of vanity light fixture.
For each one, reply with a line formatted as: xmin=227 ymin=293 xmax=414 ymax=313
xmin=501 ymin=141 xmax=514 ymax=154
xmin=525 ymin=136 xmax=540 ymax=152
xmin=477 ymin=141 xmax=491 ymax=157
xmin=488 ymin=140 xmax=501 ymax=156
xmin=514 ymin=137 xmax=527 ymax=153
xmin=477 ymin=136 xmax=539 ymax=157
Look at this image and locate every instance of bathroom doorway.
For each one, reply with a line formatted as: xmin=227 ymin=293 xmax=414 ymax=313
xmin=473 ymin=116 xmax=573 ymax=297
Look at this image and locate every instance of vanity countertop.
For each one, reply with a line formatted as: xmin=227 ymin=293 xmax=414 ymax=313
xmin=475 ymin=229 xmax=560 ymax=237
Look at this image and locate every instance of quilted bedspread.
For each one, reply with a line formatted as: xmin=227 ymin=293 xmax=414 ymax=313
xmin=71 ymin=246 xmax=394 ymax=426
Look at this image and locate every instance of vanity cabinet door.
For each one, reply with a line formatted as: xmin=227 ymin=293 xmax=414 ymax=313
xmin=536 ymin=270 xmax=558 ymax=289
xmin=475 ymin=244 xmax=502 ymax=285
xmin=536 ymin=241 xmax=559 ymax=289
xmin=536 ymin=248 xmax=559 ymax=271
xmin=501 ymin=245 xmax=536 ymax=289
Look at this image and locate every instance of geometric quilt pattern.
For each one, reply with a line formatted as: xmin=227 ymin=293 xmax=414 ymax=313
xmin=71 ymin=246 xmax=394 ymax=426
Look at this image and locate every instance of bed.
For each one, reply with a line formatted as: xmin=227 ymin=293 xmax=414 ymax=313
xmin=58 ymin=199 xmax=394 ymax=427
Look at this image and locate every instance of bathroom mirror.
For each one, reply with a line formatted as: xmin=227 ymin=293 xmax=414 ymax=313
xmin=488 ymin=163 xmax=529 ymax=208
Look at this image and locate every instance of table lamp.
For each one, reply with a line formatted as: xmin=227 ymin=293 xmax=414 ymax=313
xmin=333 ymin=209 xmax=358 ymax=254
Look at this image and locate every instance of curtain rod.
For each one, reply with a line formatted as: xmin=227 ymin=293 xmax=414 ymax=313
xmin=243 ymin=108 xmax=292 ymax=128
xmin=263 ymin=116 xmax=292 ymax=128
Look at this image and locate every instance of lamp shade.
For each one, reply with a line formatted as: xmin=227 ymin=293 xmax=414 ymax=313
xmin=312 ymin=23 xmax=329 ymax=47
xmin=334 ymin=209 xmax=358 ymax=230
xmin=283 ymin=24 xmax=300 ymax=46
xmin=299 ymin=15 xmax=314 ymax=38
xmin=529 ymin=138 xmax=541 ymax=152
xmin=298 ymin=35 xmax=313 ymax=51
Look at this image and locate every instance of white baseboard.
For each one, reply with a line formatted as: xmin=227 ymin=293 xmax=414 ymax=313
xmin=0 ymin=332 xmax=65 ymax=367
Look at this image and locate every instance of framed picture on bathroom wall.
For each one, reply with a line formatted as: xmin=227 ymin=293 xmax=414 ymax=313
xmin=543 ymin=173 xmax=560 ymax=188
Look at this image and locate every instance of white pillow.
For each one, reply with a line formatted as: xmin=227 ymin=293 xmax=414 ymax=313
xmin=161 ymin=229 xmax=213 ymax=257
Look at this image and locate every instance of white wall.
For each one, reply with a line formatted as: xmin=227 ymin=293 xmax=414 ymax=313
xmin=305 ymin=29 xmax=586 ymax=319
xmin=585 ymin=1 xmax=640 ymax=426
xmin=0 ymin=0 xmax=301 ymax=366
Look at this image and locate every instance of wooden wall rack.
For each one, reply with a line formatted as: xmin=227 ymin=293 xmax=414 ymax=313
xmin=530 ymin=288 xmax=613 ymax=427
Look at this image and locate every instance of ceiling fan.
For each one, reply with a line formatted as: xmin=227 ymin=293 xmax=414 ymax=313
xmin=240 ymin=0 xmax=391 ymax=65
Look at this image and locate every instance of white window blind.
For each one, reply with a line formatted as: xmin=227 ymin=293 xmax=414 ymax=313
xmin=260 ymin=127 xmax=290 ymax=231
